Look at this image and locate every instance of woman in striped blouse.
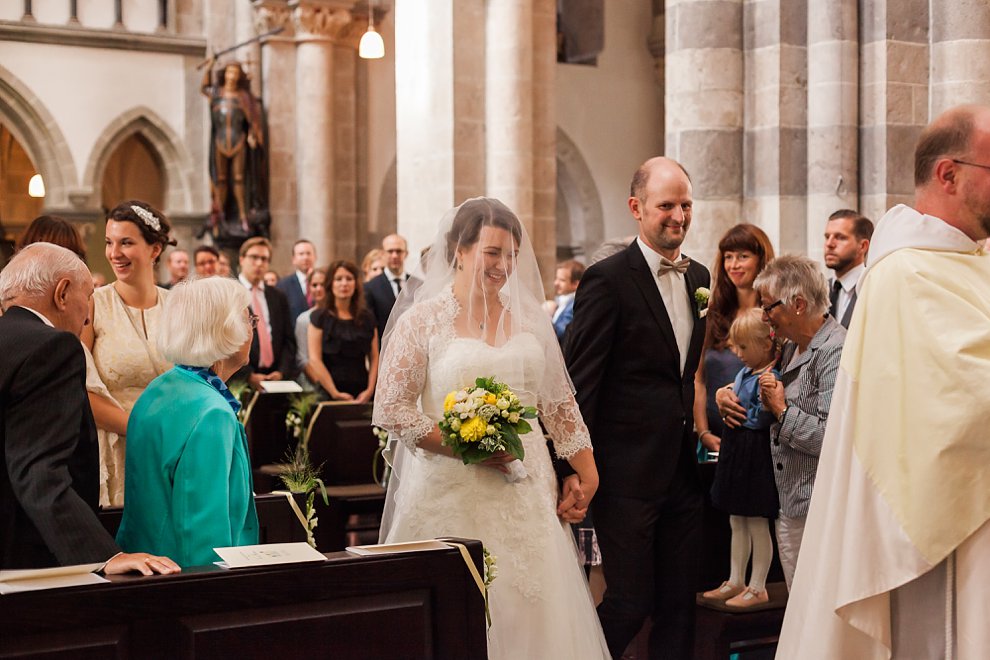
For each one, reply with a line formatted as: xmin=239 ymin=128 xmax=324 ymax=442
xmin=716 ymin=255 xmax=846 ymax=589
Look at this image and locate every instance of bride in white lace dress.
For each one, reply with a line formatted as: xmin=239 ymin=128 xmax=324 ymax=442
xmin=373 ymin=198 xmax=609 ymax=659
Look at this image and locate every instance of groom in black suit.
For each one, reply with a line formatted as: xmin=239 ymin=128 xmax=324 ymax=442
xmin=565 ymin=157 xmax=709 ymax=659
xmin=0 ymin=243 xmax=179 ymax=574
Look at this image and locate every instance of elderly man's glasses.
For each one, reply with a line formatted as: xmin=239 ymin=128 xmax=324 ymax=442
xmin=951 ymin=159 xmax=990 ymax=173
xmin=761 ymin=300 xmax=784 ymax=315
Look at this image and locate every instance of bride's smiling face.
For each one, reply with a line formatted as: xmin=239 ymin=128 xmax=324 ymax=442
xmin=458 ymin=225 xmax=518 ymax=294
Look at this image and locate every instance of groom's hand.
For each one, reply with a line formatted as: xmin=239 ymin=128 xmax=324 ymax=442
xmin=557 ymin=474 xmax=588 ymax=523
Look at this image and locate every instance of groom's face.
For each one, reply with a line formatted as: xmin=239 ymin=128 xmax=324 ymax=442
xmin=631 ymin=165 xmax=693 ymax=254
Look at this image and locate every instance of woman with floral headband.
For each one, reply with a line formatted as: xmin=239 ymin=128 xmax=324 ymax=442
xmin=81 ymin=201 xmax=176 ymax=507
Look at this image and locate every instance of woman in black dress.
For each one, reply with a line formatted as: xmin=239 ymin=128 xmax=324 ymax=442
xmin=306 ymin=260 xmax=379 ymax=402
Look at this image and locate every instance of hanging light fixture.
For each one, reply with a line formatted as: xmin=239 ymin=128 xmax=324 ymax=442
xmin=358 ymin=0 xmax=385 ymax=59
xmin=28 ymin=174 xmax=45 ymax=198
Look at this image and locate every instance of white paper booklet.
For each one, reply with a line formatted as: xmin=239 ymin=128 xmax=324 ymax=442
xmin=259 ymin=380 xmax=304 ymax=394
xmin=0 ymin=563 xmax=107 ymax=595
xmin=345 ymin=540 xmax=451 ymax=556
xmin=213 ymin=542 xmax=326 ymax=569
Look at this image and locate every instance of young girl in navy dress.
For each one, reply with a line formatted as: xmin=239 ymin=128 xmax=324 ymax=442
xmin=704 ymin=308 xmax=780 ymax=607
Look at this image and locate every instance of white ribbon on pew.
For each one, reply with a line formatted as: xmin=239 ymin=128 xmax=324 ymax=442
xmin=442 ymin=540 xmax=490 ymax=628
xmin=272 ymin=490 xmax=310 ymax=535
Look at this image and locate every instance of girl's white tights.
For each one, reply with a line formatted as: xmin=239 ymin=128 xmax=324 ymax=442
xmin=727 ymin=515 xmax=774 ymax=592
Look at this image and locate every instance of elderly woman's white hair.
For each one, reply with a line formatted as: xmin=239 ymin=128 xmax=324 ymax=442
xmin=753 ymin=254 xmax=830 ymax=317
xmin=158 ymin=277 xmax=251 ymax=367
xmin=0 ymin=242 xmax=89 ymax=311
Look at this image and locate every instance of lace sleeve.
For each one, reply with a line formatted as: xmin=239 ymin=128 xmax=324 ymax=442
xmin=539 ymin=393 xmax=593 ymax=460
xmin=372 ymin=308 xmax=435 ymax=449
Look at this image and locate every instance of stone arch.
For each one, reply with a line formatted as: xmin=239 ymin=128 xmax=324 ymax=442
xmin=556 ymin=127 xmax=603 ymax=260
xmin=0 ymin=64 xmax=78 ymax=208
xmin=83 ymin=107 xmax=197 ymax=214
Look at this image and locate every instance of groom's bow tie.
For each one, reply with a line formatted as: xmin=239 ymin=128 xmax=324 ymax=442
xmin=657 ymin=256 xmax=690 ymax=276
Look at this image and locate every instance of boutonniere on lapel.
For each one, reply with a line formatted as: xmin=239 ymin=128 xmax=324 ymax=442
xmin=693 ymin=287 xmax=711 ymax=318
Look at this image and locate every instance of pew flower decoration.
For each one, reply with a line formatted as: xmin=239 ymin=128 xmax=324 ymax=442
xmin=694 ymin=287 xmax=711 ymax=318
xmin=371 ymin=426 xmax=391 ymax=487
xmin=285 ymin=392 xmax=319 ymax=447
xmin=277 ymin=445 xmax=329 ymax=549
xmin=227 ymin=379 xmax=251 ymax=423
xmin=438 ymin=376 xmax=536 ymax=483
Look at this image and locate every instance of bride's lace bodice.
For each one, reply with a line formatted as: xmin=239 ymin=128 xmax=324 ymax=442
xmin=374 ymin=290 xmax=591 ymax=459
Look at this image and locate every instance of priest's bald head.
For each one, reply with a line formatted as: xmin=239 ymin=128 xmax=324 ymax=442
xmin=914 ymin=104 xmax=990 ymax=241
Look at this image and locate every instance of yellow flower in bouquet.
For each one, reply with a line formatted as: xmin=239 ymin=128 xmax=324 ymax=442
xmin=459 ymin=416 xmax=487 ymax=442
xmin=444 ymin=391 xmax=457 ymax=412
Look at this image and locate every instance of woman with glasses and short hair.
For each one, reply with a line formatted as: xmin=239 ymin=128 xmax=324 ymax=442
xmin=716 ymin=254 xmax=845 ymax=589
xmin=116 ymin=277 xmax=258 ymax=568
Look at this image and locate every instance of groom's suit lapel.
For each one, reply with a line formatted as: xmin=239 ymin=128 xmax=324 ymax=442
xmin=626 ymin=243 xmax=680 ymax=361
xmin=683 ymin=262 xmax=707 ymax=361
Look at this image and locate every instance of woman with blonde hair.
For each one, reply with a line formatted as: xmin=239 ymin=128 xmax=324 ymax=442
xmin=361 ymin=248 xmax=386 ymax=282
xmin=117 ymin=277 xmax=258 ymax=567
xmin=81 ymin=200 xmax=175 ymax=506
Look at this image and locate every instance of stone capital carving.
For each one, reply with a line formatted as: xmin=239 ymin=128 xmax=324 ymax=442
xmin=289 ymin=0 xmax=354 ymax=41
xmin=253 ymin=0 xmax=296 ymax=38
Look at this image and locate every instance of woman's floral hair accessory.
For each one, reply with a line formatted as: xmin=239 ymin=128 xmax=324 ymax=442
xmin=130 ymin=205 xmax=161 ymax=232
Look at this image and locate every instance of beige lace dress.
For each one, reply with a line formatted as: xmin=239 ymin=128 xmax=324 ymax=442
xmin=85 ymin=285 xmax=171 ymax=507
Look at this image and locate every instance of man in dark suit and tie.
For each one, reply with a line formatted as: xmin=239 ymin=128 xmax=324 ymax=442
xmin=0 ymin=243 xmax=179 ymax=574
xmin=235 ymin=237 xmax=297 ymax=388
xmin=364 ymin=233 xmax=417 ymax=340
xmin=823 ymin=209 xmax=873 ymax=328
xmin=276 ymin=239 xmax=316 ymax=321
xmin=565 ymin=157 xmax=709 ymax=659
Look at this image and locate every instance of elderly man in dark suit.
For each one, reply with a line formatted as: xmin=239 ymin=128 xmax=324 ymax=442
xmin=235 ymin=237 xmax=297 ymax=388
xmin=0 ymin=242 xmax=179 ymax=574
xmin=565 ymin=157 xmax=710 ymax=659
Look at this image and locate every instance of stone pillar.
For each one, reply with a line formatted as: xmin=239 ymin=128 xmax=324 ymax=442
xmin=859 ymin=0 xmax=929 ymax=222
xmin=254 ymin=0 xmax=298 ymax=273
xmin=485 ymin=0 xmax=557 ymax=286
xmin=290 ymin=0 xmax=352 ymax=265
xmin=333 ymin=39 xmax=360 ymax=262
xmin=665 ymin=0 xmax=743 ymax=267
xmin=394 ymin=0 xmax=486 ymax=258
xmin=741 ymin=0 xmax=808 ymax=254
xmin=806 ymin=0 xmax=858 ymax=262
xmin=930 ymin=0 xmax=990 ymax=114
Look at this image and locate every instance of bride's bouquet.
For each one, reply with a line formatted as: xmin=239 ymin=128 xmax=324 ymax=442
xmin=439 ymin=376 xmax=537 ymax=483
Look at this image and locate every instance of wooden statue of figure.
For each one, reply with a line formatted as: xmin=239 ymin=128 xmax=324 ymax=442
xmin=200 ymin=58 xmax=270 ymax=247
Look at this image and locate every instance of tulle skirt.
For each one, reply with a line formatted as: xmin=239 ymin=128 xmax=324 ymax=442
xmin=383 ymin=431 xmax=609 ymax=659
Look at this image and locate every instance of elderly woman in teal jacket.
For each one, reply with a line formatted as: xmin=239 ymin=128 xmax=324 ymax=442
xmin=117 ymin=277 xmax=259 ymax=567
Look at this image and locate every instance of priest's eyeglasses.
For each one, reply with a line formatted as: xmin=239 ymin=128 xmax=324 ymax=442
xmin=951 ymin=159 xmax=990 ymax=173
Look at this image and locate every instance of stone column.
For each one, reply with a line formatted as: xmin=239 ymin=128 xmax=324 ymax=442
xmin=485 ymin=0 xmax=557 ymax=285
xmin=665 ymin=0 xmax=743 ymax=267
xmin=254 ymin=0 xmax=298 ymax=273
xmin=741 ymin=0 xmax=807 ymax=255
xmin=930 ymin=0 xmax=990 ymax=114
xmin=859 ymin=0 xmax=929 ymax=222
xmin=806 ymin=0 xmax=858 ymax=262
xmin=394 ymin=0 xmax=486 ymax=258
xmin=290 ymin=0 xmax=352 ymax=265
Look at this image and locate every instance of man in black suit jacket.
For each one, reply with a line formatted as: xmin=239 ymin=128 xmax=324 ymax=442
xmin=565 ymin=157 xmax=709 ymax=659
xmin=0 ymin=243 xmax=179 ymax=574
xmin=235 ymin=237 xmax=297 ymax=388
xmin=364 ymin=233 xmax=419 ymax=339
xmin=276 ymin=239 xmax=316 ymax=321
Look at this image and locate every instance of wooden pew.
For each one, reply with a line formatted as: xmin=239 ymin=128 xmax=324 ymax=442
xmin=99 ymin=492 xmax=310 ymax=544
xmin=304 ymin=402 xmax=386 ymax=551
xmin=242 ymin=389 xmax=293 ymax=469
xmin=0 ymin=539 xmax=488 ymax=659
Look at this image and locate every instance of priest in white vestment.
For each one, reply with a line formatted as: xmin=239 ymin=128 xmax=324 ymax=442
xmin=776 ymin=104 xmax=990 ymax=659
